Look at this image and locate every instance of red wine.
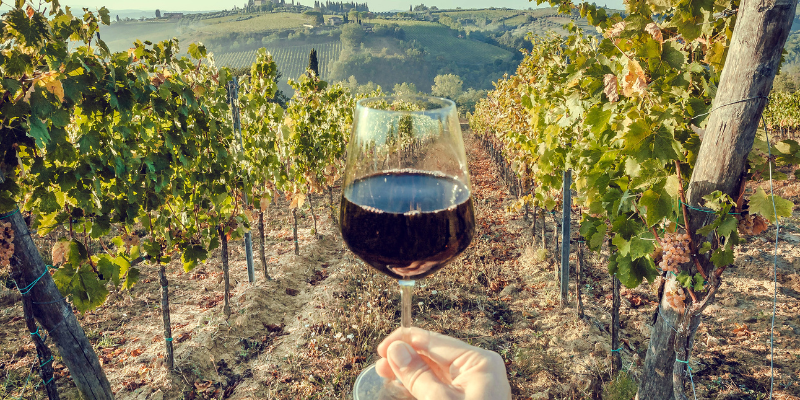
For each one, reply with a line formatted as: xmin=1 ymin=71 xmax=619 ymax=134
xmin=340 ymin=170 xmax=475 ymax=280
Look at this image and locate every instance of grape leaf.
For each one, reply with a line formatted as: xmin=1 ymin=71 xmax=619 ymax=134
xmin=122 ymin=267 xmax=140 ymax=290
xmin=639 ymin=188 xmax=673 ymax=226
xmin=181 ymin=245 xmax=207 ymax=272
xmin=748 ymin=187 xmax=793 ymax=223
xmin=662 ymin=41 xmax=687 ymax=70
xmin=710 ymin=245 xmax=734 ymax=268
xmin=28 ymin=116 xmax=51 ymax=148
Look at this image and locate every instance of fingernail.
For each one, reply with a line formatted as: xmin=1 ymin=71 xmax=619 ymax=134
xmin=388 ymin=342 xmax=414 ymax=367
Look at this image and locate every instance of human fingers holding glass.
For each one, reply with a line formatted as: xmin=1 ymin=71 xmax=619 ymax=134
xmin=375 ymin=327 xmax=512 ymax=400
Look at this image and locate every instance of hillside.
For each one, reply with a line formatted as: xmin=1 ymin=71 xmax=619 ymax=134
xmin=97 ymin=7 xmax=598 ymax=95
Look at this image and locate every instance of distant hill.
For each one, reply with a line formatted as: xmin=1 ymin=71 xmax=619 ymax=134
xmin=97 ymin=6 xmax=597 ymax=95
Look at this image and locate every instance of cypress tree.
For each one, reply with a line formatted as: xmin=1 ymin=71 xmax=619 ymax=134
xmin=308 ymin=48 xmax=319 ymax=77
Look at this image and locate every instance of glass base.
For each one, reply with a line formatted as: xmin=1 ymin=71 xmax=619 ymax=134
xmin=353 ymin=364 xmax=416 ymax=400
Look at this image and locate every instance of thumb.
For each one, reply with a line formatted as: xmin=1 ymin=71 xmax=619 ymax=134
xmin=386 ymin=341 xmax=458 ymax=400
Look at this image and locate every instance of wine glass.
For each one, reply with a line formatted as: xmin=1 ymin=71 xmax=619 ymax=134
xmin=340 ymin=96 xmax=475 ymax=399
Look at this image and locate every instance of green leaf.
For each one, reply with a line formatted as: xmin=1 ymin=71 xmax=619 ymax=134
xmin=590 ymin=226 xmax=606 ymax=250
xmin=749 ymin=187 xmax=794 ymax=223
xmin=91 ymin=215 xmax=111 ymax=239
xmin=693 ymin=273 xmax=705 ymax=291
xmin=710 ymin=246 xmax=734 ymax=268
xmin=586 ymin=105 xmax=613 ymax=135
xmin=122 ymin=267 xmax=140 ymax=290
xmin=98 ymin=7 xmax=111 ymax=25
xmin=28 ymin=117 xmax=51 ymax=148
xmin=70 ymin=265 xmax=109 ymax=313
xmin=181 ymin=245 xmax=207 ymax=272
xmin=716 ymin=214 xmax=739 ymax=238
xmin=612 ymin=214 xmax=641 ymax=240
xmin=629 ymin=236 xmax=655 ymax=259
xmin=187 ymin=43 xmax=207 ymax=59
xmin=698 ymin=241 xmax=712 ymax=254
xmin=612 ymin=234 xmax=631 ymax=256
xmin=96 ymin=255 xmax=117 ymax=284
xmin=142 ymin=239 xmax=161 ymax=258
xmin=676 ymin=271 xmax=693 ymax=288
xmin=662 ymin=41 xmax=687 ymax=70
xmin=639 ymin=188 xmax=673 ymax=226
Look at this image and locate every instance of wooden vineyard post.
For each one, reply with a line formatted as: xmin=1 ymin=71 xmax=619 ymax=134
xmin=307 ymin=188 xmax=319 ymax=238
xmin=292 ymin=208 xmax=299 ymax=255
xmin=218 ymin=225 xmax=232 ymax=319
xmin=638 ymin=0 xmax=797 ymax=398
xmin=560 ymin=170 xmax=572 ymax=307
xmin=576 ymin=239 xmax=585 ymax=319
xmin=541 ymin=209 xmax=546 ymax=250
xmin=16 ymin=275 xmax=60 ymax=400
xmin=611 ymin=273 xmax=622 ymax=374
xmin=158 ymin=264 xmax=174 ymax=369
xmin=5 ymin=210 xmax=115 ymax=400
xmin=228 ymin=77 xmax=256 ymax=283
xmin=259 ymin=210 xmax=271 ymax=281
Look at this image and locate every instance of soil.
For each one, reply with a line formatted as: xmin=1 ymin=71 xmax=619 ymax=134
xmin=1 ymin=131 xmax=799 ymax=400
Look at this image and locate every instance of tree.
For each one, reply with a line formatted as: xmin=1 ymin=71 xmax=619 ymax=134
xmin=431 ymin=74 xmax=463 ymax=100
xmin=773 ymin=73 xmax=797 ymax=93
xmin=155 ymin=9 xmax=161 ymax=18
xmin=392 ymin=82 xmax=419 ymax=97
xmin=308 ymin=48 xmax=319 ymax=77
xmin=340 ymin=23 xmax=365 ymax=48
xmin=303 ymin=10 xmax=324 ymax=25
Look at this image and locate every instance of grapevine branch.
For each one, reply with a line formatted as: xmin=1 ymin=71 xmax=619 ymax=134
xmin=674 ymin=160 xmax=708 ymax=281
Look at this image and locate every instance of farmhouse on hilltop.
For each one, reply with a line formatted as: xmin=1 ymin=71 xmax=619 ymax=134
xmin=327 ymin=16 xmax=342 ymax=25
xmin=163 ymin=12 xmax=183 ymax=19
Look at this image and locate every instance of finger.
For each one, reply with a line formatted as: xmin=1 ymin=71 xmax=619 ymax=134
xmin=378 ymin=327 xmax=480 ymax=368
xmin=375 ymin=358 xmax=396 ymax=380
xmin=385 ymin=341 xmax=460 ymax=400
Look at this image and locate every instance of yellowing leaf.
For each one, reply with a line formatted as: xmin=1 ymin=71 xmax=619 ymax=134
xmin=260 ymin=197 xmax=270 ymax=211
xmin=52 ymin=240 xmax=70 ymax=265
xmin=603 ymin=74 xmax=619 ymax=102
xmin=622 ymin=58 xmax=647 ymax=97
xmin=290 ymin=193 xmax=306 ymax=209
xmin=36 ymin=72 xmax=65 ymax=103
xmin=645 ymin=22 xmax=663 ymax=44
xmin=748 ymin=187 xmax=793 ymax=223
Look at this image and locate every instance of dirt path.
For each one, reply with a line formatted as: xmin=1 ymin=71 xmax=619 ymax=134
xmin=1 ymin=131 xmax=799 ymax=399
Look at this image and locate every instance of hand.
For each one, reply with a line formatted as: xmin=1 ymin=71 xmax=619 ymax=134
xmin=375 ymin=327 xmax=511 ymax=400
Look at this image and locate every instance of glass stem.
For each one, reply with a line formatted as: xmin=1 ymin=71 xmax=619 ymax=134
xmin=399 ymin=280 xmax=415 ymax=341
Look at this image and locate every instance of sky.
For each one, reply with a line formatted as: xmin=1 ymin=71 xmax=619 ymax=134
xmin=61 ymin=0 xmax=625 ymax=13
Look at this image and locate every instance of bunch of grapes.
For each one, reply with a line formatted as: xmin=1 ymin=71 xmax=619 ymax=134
xmin=658 ymin=232 xmax=691 ymax=273
xmin=0 ymin=221 xmax=15 ymax=269
xmin=665 ymin=287 xmax=686 ymax=311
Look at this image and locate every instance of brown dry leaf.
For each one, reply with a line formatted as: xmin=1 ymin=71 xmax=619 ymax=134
xmin=622 ymin=58 xmax=647 ymax=97
xmin=129 ymin=348 xmax=143 ymax=357
xmin=26 ymin=5 xmax=35 ymax=19
xmin=603 ymin=74 xmax=619 ymax=102
xmin=751 ymin=215 xmax=769 ymax=235
xmin=51 ymin=241 xmax=70 ymax=265
xmin=290 ymin=193 xmax=306 ymax=209
xmin=260 ymin=196 xmax=270 ymax=212
xmin=733 ymin=324 xmax=751 ymax=336
xmin=645 ymin=22 xmax=663 ymax=44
